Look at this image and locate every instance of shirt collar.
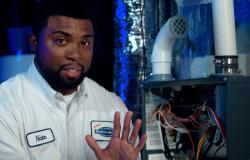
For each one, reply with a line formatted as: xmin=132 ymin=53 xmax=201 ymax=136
xmin=27 ymin=60 xmax=85 ymax=104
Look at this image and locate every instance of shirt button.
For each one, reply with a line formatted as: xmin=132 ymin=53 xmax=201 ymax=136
xmin=50 ymin=107 xmax=55 ymax=113
xmin=55 ymin=93 xmax=62 ymax=99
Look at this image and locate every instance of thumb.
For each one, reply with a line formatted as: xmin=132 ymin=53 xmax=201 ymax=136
xmin=85 ymin=135 xmax=102 ymax=157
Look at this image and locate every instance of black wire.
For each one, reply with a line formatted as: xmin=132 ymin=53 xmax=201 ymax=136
xmin=213 ymin=142 xmax=226 ymax=157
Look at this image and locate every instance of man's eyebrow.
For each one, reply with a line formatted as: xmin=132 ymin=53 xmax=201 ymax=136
xmin=51 ymin=30 xmax=71 ymax=37
xmin=82 ymin=34 xmax=94 ymax=39
xmin=51 ymin=30 xmax=93 ymax=39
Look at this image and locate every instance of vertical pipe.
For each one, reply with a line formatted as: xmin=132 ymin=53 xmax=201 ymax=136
xmin=212 ymin=0 xmax=237 ymax=56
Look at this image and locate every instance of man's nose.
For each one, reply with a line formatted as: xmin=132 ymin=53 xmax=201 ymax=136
xmin=66 ymin=44 xmax=81 ymax=61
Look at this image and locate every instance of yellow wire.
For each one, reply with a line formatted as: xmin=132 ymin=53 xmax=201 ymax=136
xmin=196 ymin=133 xmax=206 ymax=160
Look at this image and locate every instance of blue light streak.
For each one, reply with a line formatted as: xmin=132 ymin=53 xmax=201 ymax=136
xmin=114 ymin=0 xmax=129 ymax=103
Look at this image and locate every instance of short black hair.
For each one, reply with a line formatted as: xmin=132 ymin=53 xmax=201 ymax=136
xmin=32 ymin=0 xmax=94 ymax=37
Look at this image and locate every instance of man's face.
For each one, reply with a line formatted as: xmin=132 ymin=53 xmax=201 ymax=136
xmin=35 ymin=15 xmax=94 ymax=95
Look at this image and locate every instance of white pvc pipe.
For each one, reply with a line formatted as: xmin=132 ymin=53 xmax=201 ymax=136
xmin=151 ymin=20 xmax=176 ymax=74
xmin=212 ymin=0 xmax=237 ymax=56
xmin=151 ymin=15 xmax=187 ymax=75
xmin=151 ymin=20 xmax=174 ymax=75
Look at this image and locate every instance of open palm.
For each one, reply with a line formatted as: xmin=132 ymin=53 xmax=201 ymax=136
xmin=85 ymin=111 xmax=147 ymax=160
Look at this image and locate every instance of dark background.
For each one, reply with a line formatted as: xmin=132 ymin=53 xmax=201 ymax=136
xmin=0 ymin=0 xmax=115 ymax=91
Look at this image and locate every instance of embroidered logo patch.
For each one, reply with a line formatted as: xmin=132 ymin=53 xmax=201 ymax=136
xmin=91 ymin=121 xmax=113 ymax=141
xmin=26 ymin=128 xmax=55 ymax=147
xmin=95 ymin=127 xmax=113 ymax=137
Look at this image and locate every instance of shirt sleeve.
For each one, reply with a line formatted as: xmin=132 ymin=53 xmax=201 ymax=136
xmin=0 ymin=106 xmax=30 ymax=160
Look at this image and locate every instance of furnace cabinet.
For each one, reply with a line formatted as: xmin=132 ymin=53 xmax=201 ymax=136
xmin=141 ymin=75 xmax=250 ymax=160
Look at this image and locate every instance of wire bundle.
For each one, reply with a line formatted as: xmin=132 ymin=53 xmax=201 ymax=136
xmin=150 ymin=101 xmax=226 ymax=160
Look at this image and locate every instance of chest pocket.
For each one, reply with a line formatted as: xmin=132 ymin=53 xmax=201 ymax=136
xmin=29 ymin=145 xmax=61 ymax=160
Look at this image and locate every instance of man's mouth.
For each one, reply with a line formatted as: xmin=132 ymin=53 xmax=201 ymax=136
xmin=60 ymin=64 xmax=83 ymax=79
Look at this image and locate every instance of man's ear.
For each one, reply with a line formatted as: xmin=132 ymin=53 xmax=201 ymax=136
xmin=29 ymin=33 xmax=37 ymax=52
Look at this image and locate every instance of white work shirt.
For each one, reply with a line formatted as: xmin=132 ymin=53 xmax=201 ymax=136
xmin=0 ymin=61 xmax=128 ymax=160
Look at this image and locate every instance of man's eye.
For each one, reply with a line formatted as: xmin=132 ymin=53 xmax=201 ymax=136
xmin=81 ymin=40 xmax=89 ymax=47
xmin=54 ymin=39 xmax=66 ymax=45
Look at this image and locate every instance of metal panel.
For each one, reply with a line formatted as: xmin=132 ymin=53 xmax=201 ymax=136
xmin=142 ymin=75 xmax=250 ymax=159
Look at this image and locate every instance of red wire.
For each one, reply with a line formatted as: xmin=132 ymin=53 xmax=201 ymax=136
xmin=208 ymin=108 xmax=226 ymax=140
xmin=151 ymin=102 xmax=226 ymax=159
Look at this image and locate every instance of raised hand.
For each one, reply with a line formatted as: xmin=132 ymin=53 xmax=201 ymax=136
xmin=85 ymin=111 xmax=147 ymax=160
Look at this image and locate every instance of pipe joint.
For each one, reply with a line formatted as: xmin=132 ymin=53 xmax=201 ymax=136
xmin=214 ymin=56 xmax=240 ymax=75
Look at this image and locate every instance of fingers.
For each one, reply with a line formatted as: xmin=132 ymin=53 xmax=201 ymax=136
xmin=113 ymin=111 xmax=121 ymax=138
xmin=85 ymin=135 xmax=102 ymax=157
xmin=135 ymin=134 xmax=147 ymax=153
xmin=128 ymin=119 xmax=142 ymax=144
xmin=121 ymin=111 xmax=133 ymax=141
xmin=113 ymin=111 xmax=147 ymax=153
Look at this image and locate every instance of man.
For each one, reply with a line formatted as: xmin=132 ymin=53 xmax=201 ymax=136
xmin=0 ymin=0 xmax=147 ymax=159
